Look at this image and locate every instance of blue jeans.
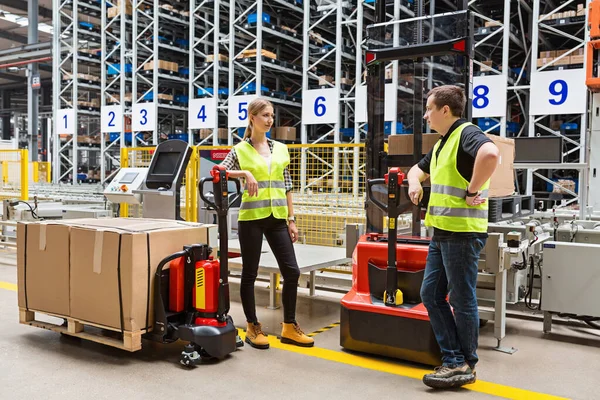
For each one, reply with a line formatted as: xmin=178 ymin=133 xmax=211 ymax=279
xmin=420 ymin=237 xmax=486 ymax=368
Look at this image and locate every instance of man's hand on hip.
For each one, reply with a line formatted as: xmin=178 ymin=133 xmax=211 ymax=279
xmin=466 ymin=191 xmax=486 ymax=206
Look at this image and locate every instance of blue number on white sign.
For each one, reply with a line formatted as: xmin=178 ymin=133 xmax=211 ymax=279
xmin=238 ymin=102 xmax=248 ymax=121
xmin=197 ymin=105 xmax=206 ymax=122
xmin=63 ymin=114 xmax=67 ymax=129
xmin=108 ymin=111 xmax=116 ymax=127
xmin=140 ymin=109 xmax=148 ymax=125
xmin=314 ymin=96 xmax=326 ymax=117
xmin=549 ymin=79 xmax=568 ymax=106
xmin=473 ymin=85 xmax=490 ymax=109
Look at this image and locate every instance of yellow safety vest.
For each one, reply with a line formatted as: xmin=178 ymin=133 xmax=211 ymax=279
xmin=234 ymin=140 xmax=289 ymax=221
xmin=424 ymin=122 xmax=489 ymax=233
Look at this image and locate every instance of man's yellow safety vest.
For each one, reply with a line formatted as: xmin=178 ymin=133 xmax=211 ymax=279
xmin=234 ymin=140 xmax=289 ymax=221
xmin=424 ymin=122 xmax=489 ymax=233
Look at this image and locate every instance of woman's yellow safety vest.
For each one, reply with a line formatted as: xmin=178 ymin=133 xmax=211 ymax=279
xmin=234 ymin=140 xmax=290 ymax=221
xmin=424 ymin=122 xmax=490 ymax=233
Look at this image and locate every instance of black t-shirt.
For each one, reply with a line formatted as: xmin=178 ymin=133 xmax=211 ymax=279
xmin=417 ymin=119 xmax=493 ymax=239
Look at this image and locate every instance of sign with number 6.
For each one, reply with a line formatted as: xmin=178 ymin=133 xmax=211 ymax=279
xmin=530 ymin=69 xmax=586 ymax=116
xmin=302 ymin=88 xmax=339 ymax=125
xmin=101 ymin=106 xmax=123 ymax=133
xmin=472 ymin=75 xmax=507 ymax=118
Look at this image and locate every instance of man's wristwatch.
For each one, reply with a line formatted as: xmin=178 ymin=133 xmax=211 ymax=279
xmin=465 ymin=189 xmax=479 ymax=198
xmin=288 ymin=216 xmax=296 ymax=223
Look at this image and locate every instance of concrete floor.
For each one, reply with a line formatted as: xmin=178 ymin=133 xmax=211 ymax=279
xmin=0 ymin=252 xmax=599 ymax=400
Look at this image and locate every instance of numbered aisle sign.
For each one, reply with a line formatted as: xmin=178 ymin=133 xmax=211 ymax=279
xmin=189 ymin=98 xmax=217 ymax=129
xmin=228 ymin=95 xmax=257 ymax=128
xmin=57 ymin=109 xmax=75 ymax=135
xmin=472 ymin=75 xmax=508 ymax=118
xmin=132 ymin=103 xmax=156 ymax=132
xmin=384 ymin=83 xmax=397 ymax=121
xmin=355 ymin=85 xmax=367 ymax=123
xmin=530 ymin=69 xmax=586 ymax=115
xmin=302 ymin=88 xmax=339 ymax=125
xmin=101 ymin=106 xmax=123 ymax=133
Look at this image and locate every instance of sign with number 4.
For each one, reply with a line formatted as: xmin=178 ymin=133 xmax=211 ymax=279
xmin=302 ymin=89 xmax=339 ymax=125
xmin=101 ymin=106 xmax=123 ymax=133
xmin=132 ymin=103 xmax=156 ymax=132
xmin=530 ymin=69 xmax=586 ymax=116
xmin=189 ymin=98 xmax=217 ymax=129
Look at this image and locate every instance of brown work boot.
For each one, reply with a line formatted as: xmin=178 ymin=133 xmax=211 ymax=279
xmin=280 ymin=322 xmax=314 ymax=347
xmin=245 ymin=322 xmax=269 ymax=349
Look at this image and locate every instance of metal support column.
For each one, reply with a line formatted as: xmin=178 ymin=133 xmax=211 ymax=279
xmin=28 ymin=0 xmax=40 ymax=161
xmin=1 ymin=90 xmax=10 ymax=140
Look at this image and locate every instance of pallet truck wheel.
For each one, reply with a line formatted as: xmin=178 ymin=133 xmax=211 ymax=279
xmin=236 ymin=335 xmax=244 ymax=348
xmin=479 ymin=319 xmax=488 ymax=328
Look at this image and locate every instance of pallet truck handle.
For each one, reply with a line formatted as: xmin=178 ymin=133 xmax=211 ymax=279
xmin=367 ymin=178 xmax=388 ymax=213
xmin=199 ymin=166 xmax=242 ymax=212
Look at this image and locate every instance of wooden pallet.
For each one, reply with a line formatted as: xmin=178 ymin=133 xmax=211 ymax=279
xmin=19 ymin=308 xmax=144 ymax=352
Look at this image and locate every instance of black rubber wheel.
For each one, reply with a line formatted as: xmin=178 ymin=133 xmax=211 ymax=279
xmin=479 ymin=319 xmax=488 ymax=328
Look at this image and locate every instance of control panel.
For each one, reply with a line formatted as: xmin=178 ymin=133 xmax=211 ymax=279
xmin=104 ymin=168 xmax=149 ymax=205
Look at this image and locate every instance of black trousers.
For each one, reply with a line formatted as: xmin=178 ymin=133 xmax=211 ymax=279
xmin=238 ymin=214 xmax=300 ymax=324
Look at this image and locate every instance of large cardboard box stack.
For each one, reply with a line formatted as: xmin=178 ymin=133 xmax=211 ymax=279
xmin=274 ymin=127 xmax=297 ymax=141
xmin=387 ymin=133 xmax=441 ymax=155
xmin=486 ymin=134 xmax=515 ymax=197
xmin=17 ymin=218 xmax=215 ymax=333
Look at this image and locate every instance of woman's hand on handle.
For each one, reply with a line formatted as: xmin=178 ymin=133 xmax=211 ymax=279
xmin=245 ymin=171 xmax=259 ymax=197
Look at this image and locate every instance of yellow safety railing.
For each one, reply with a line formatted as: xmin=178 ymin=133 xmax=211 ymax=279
xmin=31 ymin=162 xmax=52 ymax=183
xmin=0 ymin=149 xmax=28 ymax=201
xmin=118 ymin=143 xmax=367 ymax=247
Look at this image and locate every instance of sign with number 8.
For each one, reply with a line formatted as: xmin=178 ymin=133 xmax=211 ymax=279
xmin=472 ymin=75 xmax=507 ymax=118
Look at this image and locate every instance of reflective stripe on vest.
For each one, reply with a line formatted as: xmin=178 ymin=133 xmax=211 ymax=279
xmin=234 ymin=141 xmax=290 ymax=221
xmin=424 ymin=122 xmax=490 ymax=233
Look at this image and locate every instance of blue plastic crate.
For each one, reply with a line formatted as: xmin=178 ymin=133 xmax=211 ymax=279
xmin=340 ymin=128 xmax=355 ymax=138
xmin=241 ymin=82 xmax=269 ymax=93
xmin=507 ymin=122 xmax=520 ymax=134
xmin=239 ymin=127 xmax=271 ymax=138
xmin=168 ymin=133 xmax=188 ymax=141
xmin=174 ymin=94 xmax=189 ymax=104
xmin=179 ymin=67 xmax=190 ymax=76
xmin=107 ymin=63 xmax=132 ymax=75
xmin=546 ymin=178 xmax=578 ymax=194
xmin=142 ymin=92 xmax=154 ymax=101
xmin=79 ymin=21 xmax=94 ymax=29
xmin=197 ymin=87 xmax=229 ymax=96
xmin=175 ymin=38 xmax=189 ymax=47
xmin=248 ymin=13 xmax=271 ymax=24
xmin=561 ymin=122 xmax=578 ymax=130
xmin=477 ymin=118 xmax=500 ymax=133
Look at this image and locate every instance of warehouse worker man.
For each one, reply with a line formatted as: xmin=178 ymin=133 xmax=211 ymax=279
xmin=407 ymin=85 xmax=500 ymax=389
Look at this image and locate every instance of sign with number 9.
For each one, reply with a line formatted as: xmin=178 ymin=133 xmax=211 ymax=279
xmin=530 ymin=69 xmax=586 ymax=116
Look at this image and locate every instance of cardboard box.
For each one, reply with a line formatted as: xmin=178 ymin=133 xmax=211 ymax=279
xmin=206 ymin=54 xmax=229 ymax=62
xmin=318 ymin=75 xmax=334 ymax=85
xmin=107 ymin=0 xmax=133 ymax=17
xmin=571 ymin=54 xmax=584 ymax=64
xmin=486 ymin=134 xmax=515 ymax=197
xmin=144 ymin=60 xmax=177 ymax=72
xmin=540 ymin=51 xmax=556 ymax=58
xmin=484 ymin=20 xmax=501 ymax=27
xmin=275 ymin=127 xmax=297 ymax=141
xmin=556 ymin=49 xmax=570 ymax=56
xmin=18 ymin=218 xmax=216 ymax=333
xmin=240 ymin=49 xmax=277 ymax=60
xmin=387 ymin=133 xmax=441 ymax=155
xmin=17 ymin=223 xmax=71 ymax=316
xmin=218 ymin=128 xmax=228 ymax=140
xmin=385 ymin=68 xmax=393 ymax=80
xmin=537 ymin=57 xmax=551 ymax=68
xmin=554 ymin=56 xmax=571 ymax=65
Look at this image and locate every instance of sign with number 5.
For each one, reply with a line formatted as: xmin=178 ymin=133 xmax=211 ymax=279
xmin=530 ymin=69 xmax=586 ymax=116
xmin=302 ymin=88 xmax=339 ymax=125
xmin=228 ymin=95 xmax=257 ymax=128
xmin=472 ymin=75 xmax=507 ymax=118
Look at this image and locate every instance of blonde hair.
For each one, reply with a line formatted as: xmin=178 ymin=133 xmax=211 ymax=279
xmin=243 ymin=98 xmax=274 ymax=140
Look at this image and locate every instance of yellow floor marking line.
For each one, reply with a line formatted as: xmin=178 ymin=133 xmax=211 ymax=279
xmin=238 ymin=329 xmax=569 ymax=400
xmin=0 ymin=280 xmax=567 ymax=400
xmin=307 ymin=321 xmax=340 ymax=337
xmin=0 ymin=281 xmax=17 ymax=292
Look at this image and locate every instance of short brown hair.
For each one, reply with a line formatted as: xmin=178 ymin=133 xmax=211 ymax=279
xmin=427 ymin=85 xmax=466 ymax=117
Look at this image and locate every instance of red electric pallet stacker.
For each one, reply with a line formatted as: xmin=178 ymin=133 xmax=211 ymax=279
xmin=340 ymin=6 xmax=474 ymax=366
xmin=146 ymin=165 xmax=243 ymax=366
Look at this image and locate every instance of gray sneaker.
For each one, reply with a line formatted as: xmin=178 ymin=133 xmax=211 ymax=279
xmin=422 ymin=364 xmax=476 ymax=389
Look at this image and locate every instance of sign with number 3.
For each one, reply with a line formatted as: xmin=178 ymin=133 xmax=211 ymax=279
xmin=530 ymin=69 xmax=586 ymax=116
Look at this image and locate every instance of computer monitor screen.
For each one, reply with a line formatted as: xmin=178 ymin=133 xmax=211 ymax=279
xmin=514 ymin=137 xmax=563 ymax=163
xmin=153 ymin=152 xmax=180 ymax=175
xmin=119 ymin=172 xmax=139 ymax=184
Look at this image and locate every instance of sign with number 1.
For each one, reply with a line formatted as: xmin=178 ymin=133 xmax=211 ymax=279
xmin=57 ymin=109 xmax=75 ymax=135
xmin=530 ymin=69 xmax=586 ymax=116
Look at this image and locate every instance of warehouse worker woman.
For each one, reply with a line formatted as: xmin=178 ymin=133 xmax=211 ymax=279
xmin=407 ymin=86 xmax=499 ymax=389
xmin=220 ymin=98 xmax=314 ymax=349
